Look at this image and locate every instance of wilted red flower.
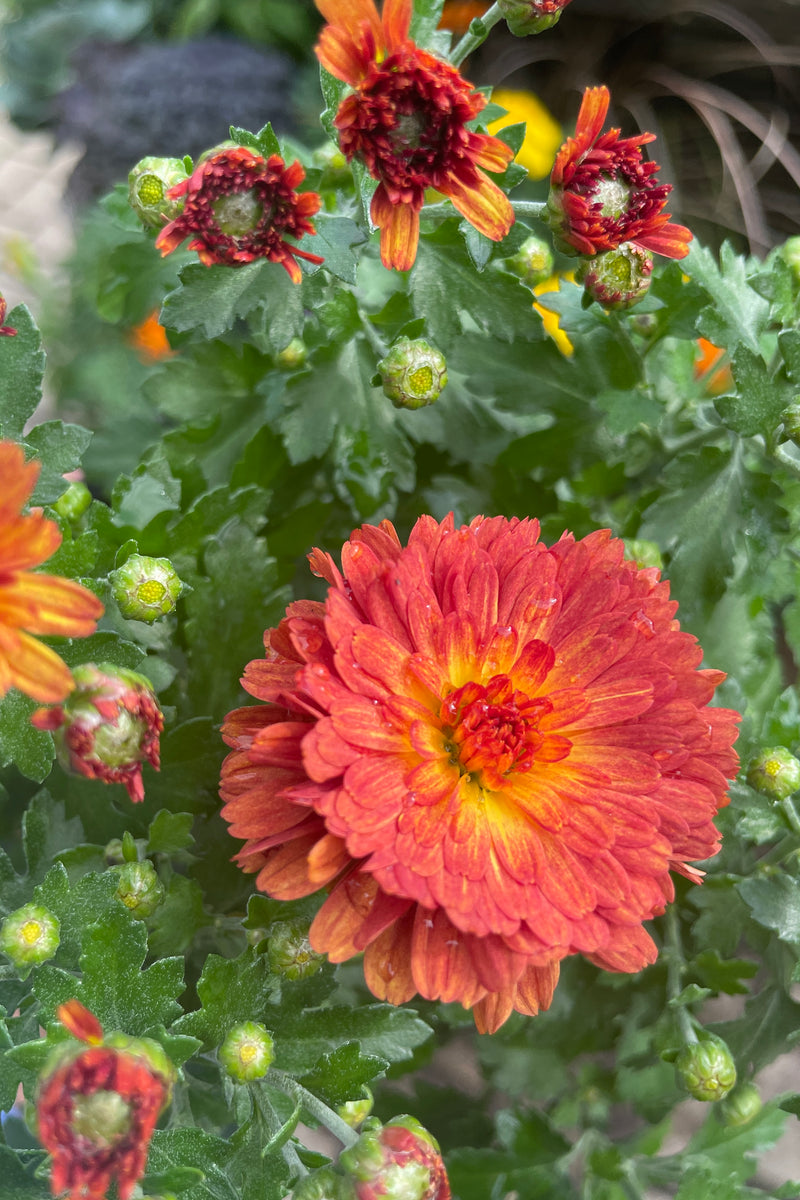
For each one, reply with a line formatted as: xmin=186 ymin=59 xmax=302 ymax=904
xmin=221 ymin=514 xmax=739 ymax=1032
xmin=37 ymin=1000 xmax=174 ymax=1200
xmin=548 ymin=86 xmax=692 ymax=259
xmin=0 ymin=294 xmax=17 ymax=336
xmin=315 ymin=0 xmax=515 ymax=271
xmin=155 ymin=147 xmax=324 ymax=281
xmin=32 ymin=663 xmax=163 ymax=803
xmin=0 ymin=442 xmax=103 ymax=703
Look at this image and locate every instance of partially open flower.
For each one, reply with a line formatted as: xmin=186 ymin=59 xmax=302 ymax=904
xmin=156 ymin=147 xmax=324 ymax=280
xmin=547 ymin=86 xmax=692 ymax=260
xmin=37 ymin=1000 xmax=174 ymax=1200
xmin=338 ymin=1116 xmax=451 ymax=1200
xmin=498 ymin=0 xmax=573 ymax=36
xmin=266 ymin=919 xmax=324 ymax=980
xmin=32 ymin=663 xmax=163 ymax=803
xmin=113 ymin=860 xmax=165 ymax=918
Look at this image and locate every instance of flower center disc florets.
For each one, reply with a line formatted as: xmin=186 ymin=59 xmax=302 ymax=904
xmin=441 ymin=675 xmax=552 ymax=791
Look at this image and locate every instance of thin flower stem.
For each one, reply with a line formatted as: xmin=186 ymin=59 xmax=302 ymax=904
xmin=665 ymin=905 xmax=698 ymax=1045
xmin=449 ymin=3 xmax=504 ymax=67
xmin=267 ymin=1069 xmax=360 ymax=1149
xmin=419 ymin=200 xmax=547 ymax=223
xmin=758 ymin=833 xmax=800 ymax=867
xmin=773 ymin=444 xmax=800 ymax=480
xmin=781 ymin=796 xmax=800 ymax=837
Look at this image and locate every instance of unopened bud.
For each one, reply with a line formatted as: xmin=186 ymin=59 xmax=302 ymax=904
xmin=498 ymin=0 xmax=573 ymax=35
xmin=624 ymin=539 xmax=663 ymax=571
xmin=219 ymin=1021 xmax=275 ymax=1082
xmin=54 ymin=481 xmax=92 ymax=524
xmin=577 ymin=242 xmax=653 ymax=310
xmin=110 ymin=554 xmax=183 ymax=624
xmin=113 ymin=860 xmax=164 ymax=918
xmin=504 ymin=236 xmax=554 ymax=288
xmin=129 ymin=157 xmax=189 ymax=228
xmin=746 ymin=747 xmax=800 ymax=802
xmin=675 ymin=1035 xmax=737 ymax=1102
xmin=719 ymin=1081 xmax=762 ymax=1127
xmin=779 ymin=236 xmax=800 ymax=281
xmin=338 ymin=1115 xmax=450 ymax=1200
xmin=0 ymin=903 xmax=60 ymax=967
xmin=277 ymin=338 xmax=307 ymax=370
xmin=378 ymin=338 xmax=447 ymax=410
xmin=781 ymin=402 xmax=800 ymax=446
xmin=291 ymin=1166 xmax=345 ymax=1200
xmin=267 ymin=920 xmax=324 ymax=981
xmin=338 ymin=1087 xmax=374 ymax=1129
xmin=32 ymin=663 xmax=163 ymax=803
xmin=311 ymin=142 xmax=350 ymax=179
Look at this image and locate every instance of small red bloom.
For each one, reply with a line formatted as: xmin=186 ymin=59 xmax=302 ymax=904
xmin=315 ymin=0 xmax=515 ymax=271
xmin=0 ymin=294 xmax=17 ymax=336
xmin=37 ymin=1002 xmax=173 ymax=1200
xmin=221 ymin=514 xmax=739 ymax=1033
xmin=155 ymin=147 xmax=324 ymax=281
xmin=548 ymin=86 xmax=692 ymax=259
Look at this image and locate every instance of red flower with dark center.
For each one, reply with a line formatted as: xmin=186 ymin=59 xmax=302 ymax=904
xmin=548 ymin=86 xmax=692 ymax=259
xmin=220 ymin=514 xmax=739 ymax=1032
xmin=155 ymin=147 xmax=324 ymax=280
xmin=315 ymin=0 xmax=515 ymax=270
xmin=37 ymin=1001 xmax=173 ymax=1200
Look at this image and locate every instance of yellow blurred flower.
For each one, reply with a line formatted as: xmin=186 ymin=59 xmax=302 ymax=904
xmin=488 ymin=88 xmax=563 ymax=180
xmin=533 ymin=275 xmax=574 ymax=356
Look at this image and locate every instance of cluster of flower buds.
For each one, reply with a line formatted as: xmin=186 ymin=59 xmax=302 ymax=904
xmin=110 ymin=553 xmax=184 ymax=623
xmin=499 ymin=0 xmax=573 ymax=36
xmin=377 ymin=338 xmax=448 ymax=410
xmin=32 ymin=663 xmax=163 ymax=803
xmin=291 ymin=1116 xmax=450 ymax=1200
xmin=675 ymin=1034 xmax=737 ymax=1102
xmin=746 ymin=746 xmax=800 ymax=802
xmin=36 ymin=1000 xmax=175 ymax=1200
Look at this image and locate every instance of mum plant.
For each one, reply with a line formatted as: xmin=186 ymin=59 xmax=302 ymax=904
xmin=2 ymin=0 xmax=800 ymax=1197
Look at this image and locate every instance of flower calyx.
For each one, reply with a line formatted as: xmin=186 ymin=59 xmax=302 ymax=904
xmin=378 ymin=338 xmax=448 ymax=409
xmin=110 ymin=553 xmax=184 ymax=623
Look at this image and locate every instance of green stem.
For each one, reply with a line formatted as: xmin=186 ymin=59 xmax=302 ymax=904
xmin=758 ymin=833 xmax=799 ymax=867
xmin=267 ymin=1069 xmax=360 ymax=1149
xmin=665 ymin=905 xmax=697 ymax=1045
xmin=419 ymin=199 xmax=547 ymax=224
xmin=449 ymin=3 xmax=504 ymax=67
xmin=781 ymin=796 xmax=800 ymax=837
xmin=773 ymin=444 xmax=800 ymax=480
xmin=359 ymin=313 xmax=388 ymax=358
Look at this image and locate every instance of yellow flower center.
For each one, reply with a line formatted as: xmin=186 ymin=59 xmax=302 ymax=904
xmin=137 ymin=579 xmax=167 ymax=605
xmin=407 ymin=365 xmax=434 ymax=396
xmin=239 ymin=1042 xmax=258 ymax=1065
xmin=20 ymin=919 xmax=43 ymax=945
xmin=765 ymin=758 xmax=782 ymax=777
xmin=137 ymin=175 xmax=165 ymax=206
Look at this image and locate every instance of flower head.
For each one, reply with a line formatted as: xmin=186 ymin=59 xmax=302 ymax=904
xmin=577 ymin=241 xmax=654 ymax=310
xmin=221 ymin=514 xmax=739 ymax=1032
xmin=0 ymin=293 xmax=17 ymax=336
xmin=0 ymin=442 xmax=103 ymax=703
xmin=338 ymin=1115 xmax=450 ymax=1200
xmin=37 ymin=1000 xmax=174 ymax=1200
xmin=155 ymin=147 xmax=324 ymax=281
xmin=548 ymin=86 xmax=692 ymax=259
xmin=315 ymin=0 xmax=514 ymax=271
xmin=32 ymin=663 xmax=163 ymax=803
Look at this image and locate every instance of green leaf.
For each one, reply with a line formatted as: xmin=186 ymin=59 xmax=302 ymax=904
xmin=271 ymin=1003 xmax=431 ymax=1074
xmin=229 ymin=122 xmax=281 ymax=158
xmin=147 ymin=810 xmax=195 ymax=855
xmin=146 ymin=1128 xmax=235 ymax=1200
xmin=595 ymin=388 xmax=662 ymax=435
xmin=112 ymin=452 xmax=182 ymax=530
xmin=0 ymin=1146 xmax=51 ymax=1199
xmin=0 ymin=693 xmax=55 ymax=782
xmin=737 ymin=872 xmax=800 ymax=943
xmin=714 ymin=346 xmax=792 ymax=438
xmin=409 ymin=0 xmax=446 ymax=45
xmin=162 ymin=259 xmax=304 ymax=348
xmin=684 ymin=1102 xmax=788 ymax=1182
xmin=300 ymin=1042 xmax=388 ymax=1108
xmin=711 ymin=986 xmax=800 ymax=1075
xmin=147 ymin=873 xmax=211 ymax=958
xmin=173 ymin=948 xmax=279 ymax=1050
xmin=297 ymin=214 xmax=367 ymax=285
xmin=0 ymin=306 xmax=45 ymax=439
xmin=25 ymin=421 xmax=92 ymax=504
xmin=692 ymin=951 xmax=758 ymax=996
xmin=686 ymin=241 xmax=769 ymax=354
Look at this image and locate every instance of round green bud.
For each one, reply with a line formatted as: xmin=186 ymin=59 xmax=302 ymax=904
xmin=504 ymin=235 xmax=554 ymax=288
xmin=779 ymin=236 xmax=800 ymax=280
xmin=497 ymin=0 xmax=571 ymax=36
xmin=267 ymin=920 xmax=324 ymax=981
xmin=378 ymin=338 xmax=448 ymax=410
xmin=110 ymin=554 xmax=184 ymax=624
xmin=277 ymin=338 xmax=308 ymax=370
xmin=219 ymin=1021 xmax=275 ymax=1082
xmin=746 ymin=746 xmax=800 ymax=801
xmin=577 ymin=242 xmax=653 ymax=310
xmin=311 ymin=142 xmax=351 ymax=178
xmin=781 ymin=402 xmax=800 ymax=447
xmin=53 ymin=481 xmax=92 ymax=524
xmin=624 ymin=539 xmax=664 ymax=572
xmin=128 ymin=156 xmax=189 ymax=228
xmin=675 ymin=1035 xmax=737 ymax=1102
xmin=290 ymin=1166 xmax=345 ymax=1200
xmin=112 ymin=860 xmax=165 ymax=918
xmin=0 ymin=903 xmax=60 ymax=967
xmin=338 ymin=1087 xmax=374 ymax=1129
xmin=719 ymin=1081 xmax=762 ymax=1127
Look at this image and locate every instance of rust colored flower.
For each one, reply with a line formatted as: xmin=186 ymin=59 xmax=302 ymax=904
xmin=221 ymin=514 xmax=740 ymax=1032
xmin=37 ymin=1000 xmax=174 ymax=1200
xmin=548 ymin=86 xmax=692 ymax=259
xmin=155 ymin=147 xmax=324 ymax=281
xmin=0 ymin=293 xmax=17 ymax=336
xmin=315 ymin=0 xmax=515 ymax=271
xmin=694 ymin=337 xmax=733 ymax=396
xmin=0 ymin=442 xmax=103 ymax=703
xmin=128 ymin=310 xmax=176 ymax=362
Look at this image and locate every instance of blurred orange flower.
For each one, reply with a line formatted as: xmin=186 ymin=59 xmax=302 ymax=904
xmin=128 ymin=311 xmax=176 ymax=362
xmin=694 ymin=337 xmax=733 ymax=395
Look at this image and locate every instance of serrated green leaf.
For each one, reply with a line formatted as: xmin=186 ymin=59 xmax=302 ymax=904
xmin=737 ymin=872 xmax=800 ymax=943
xmin=146 ymin=1128 xmax=235 ymax=1200
xmin=296 ymin=214 xmax=367 ymax=285
xmin=715 ymin=346 xmax=792 ymax=437
xmin=0 ymin=693 xmax=55 ymax=782
xmin=162 ymin=259 xmax=304 ymax=348
xmin=687 ymin=241 xmax=769 ymax=354
xmin=25 ymin=421 xmax=92 ymax=504
xmin=271 ymin=1003 xmax=431 ymax=1074
xmin=409 ymin=0 xmax=446 ymax=44
xmin=147 ymin=873 xmax=210 ymax=958
xmin=0 ymin=1145 xmax=52 ymax=1199
xmin=684 ymin=1102 xmax=787 ymax=1182
xmin=0 ymin=306 xmax=45 ymax=439
xmin=147 ymin=810 xmax=195 ymax=855
xmin=300 ymin=1042 xmax=388 ymax=1108
xmin=173 ymin=948 xmax=279 ymax=1049
xmin=22 ymin=792 xmax=83 ymax=881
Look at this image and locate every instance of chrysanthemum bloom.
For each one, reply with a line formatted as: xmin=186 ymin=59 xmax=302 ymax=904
xmin=32 ymin=663 xmax=163 ymax=803
xmin=0 ymin=294 xmax=17 ymax=336
xmin=315 ymin=0 xmax=515 ymax=271
xmin=155 ymin=146 xmax=324 ymax=280
xmin=547 ymin=86 xmax=692 ymax=259
xmin=338 ymin=1115 xmax=451 ymax=1200
xmin=0 ymin=442 xmax=103 ymax=703
xmin=37 ymin=1000 xmax=174 ymax=1200
xmin=221 ymin=515 xmax=739 ymax=1032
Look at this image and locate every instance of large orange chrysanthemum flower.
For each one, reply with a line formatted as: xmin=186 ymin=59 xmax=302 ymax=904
xmin=221 ymin=515 xmax=739 ymax=1032
xmin=315 ymin=0 xmax=515 ymax=270
xmin=0 ymin=442 xmax=103 ymax=703
xmin=548 ymin=86 xmax=692 ymax=260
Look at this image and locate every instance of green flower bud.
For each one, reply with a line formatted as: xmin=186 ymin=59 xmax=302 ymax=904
xmin=498 ymin=0 xmax=572 ymax=35
xmin=113 ymin=860 xmax=165 ymax=918
xmin=675 ymin=1035 xmax=737 ymax=1102
xmin=0 ymin=903 xmax=60 ymax=967
xmin=504 ymin=235 xmax=554 ymax=288
xmin=781 ymin=402 xmax=800 ymax=446
xmin=338 ymin=1087 xmax=374 ymax=1129
xmin=291 ymin=1166 xmax=345 ymax=1200
xmin=219 ymin=1021 xmax=275 ymax=1081
xmin=577 ymin=242 xmax=653 ymax=310
xmin=128 ymin=157 xmax=189 ymax=228
xmin=338 ymin=1116 xmax=450 ymax=1200
xmin=277 ymin=338 xmax=308 ymax=370
xmin=719 ymin=1081 xmax=762 ymax=1127
xmin=779 ymin=236 xmax=800 ymax=280
xmin=624 ymin=539 xmax=664 ymax=571
xmin=378 ymin=338 xmax=447 ymax=410
xmin=54 ymin=481 xmax=92 ymax=524
xmin=746 ymin=746 xmax=800 ymax=801
xmin=267 ymin=920 xmax=325 ymax=980
xmin=110 ymin=554 xmax=184 ymax=624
